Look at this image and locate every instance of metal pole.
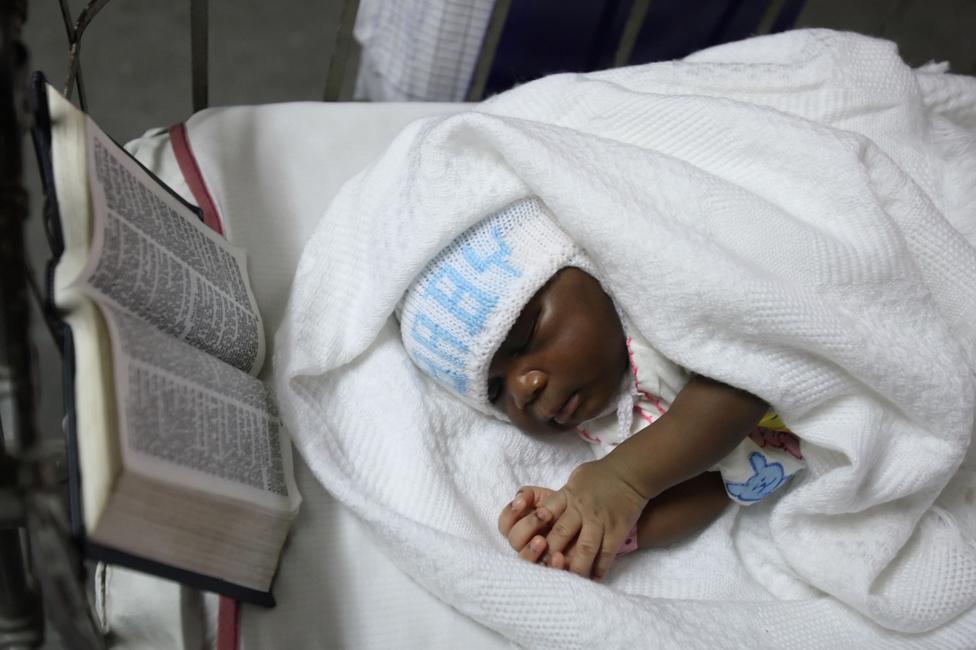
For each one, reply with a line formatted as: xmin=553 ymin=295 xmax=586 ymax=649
xmin=323 ymin=0 xmax=360 ymax=101
xmin=0 ymin=530 xmax=39 ymax=649
xmin=0 ymin=0 xmax=43 ymax=645
xmin=465 ymin=0 xmax=511 ymax=102
xmin=613 ymin=0 xmax=651 ymax=68
xmin=191 ymin=0 xmax=209 ymax=111
xmin=757 ymin=0 xmax=787 ymax=34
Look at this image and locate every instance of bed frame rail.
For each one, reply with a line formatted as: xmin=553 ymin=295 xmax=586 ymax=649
xmin=0 ymin=2 xmax=104 ymax=648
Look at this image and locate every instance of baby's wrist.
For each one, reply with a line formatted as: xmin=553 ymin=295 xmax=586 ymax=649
xmin=599 ymin=449 xmax=661 ymax=502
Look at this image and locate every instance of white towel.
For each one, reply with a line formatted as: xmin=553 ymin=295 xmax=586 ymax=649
xmin=275 ymin=30 xmax=976 ymax=648
xmin=353 ymin=0 xmax=494 ymax=100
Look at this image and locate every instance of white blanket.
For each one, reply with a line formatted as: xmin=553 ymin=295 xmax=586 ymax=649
xmin=275 ymin=30 xmax=976 ymax=648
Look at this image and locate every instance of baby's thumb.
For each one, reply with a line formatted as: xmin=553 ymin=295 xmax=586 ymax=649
xmin=516 ymin=485 xmax=555 ymax=511
xmin=498 ymin=486 xmax=547 ymax=535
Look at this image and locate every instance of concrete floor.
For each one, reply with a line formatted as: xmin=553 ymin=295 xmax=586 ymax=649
xmin=14 ymin=1 xmax=974 ymax=648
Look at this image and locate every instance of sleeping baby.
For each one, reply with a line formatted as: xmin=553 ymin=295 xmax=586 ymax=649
xmin=398 ymin=197 xmax=804 ymax=581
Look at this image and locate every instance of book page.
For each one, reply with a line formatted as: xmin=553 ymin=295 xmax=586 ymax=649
xmin=61 ymin=304 xmax=122 ymax=534
xmin=100 ymin=304 xmax=298 ymax=513
xmin=46 ymin=87 xmax=92 ymax=300
xmin=78 ymin=122 xmax=265 ymax=375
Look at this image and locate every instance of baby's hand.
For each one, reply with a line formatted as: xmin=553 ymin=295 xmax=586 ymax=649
xmin=498 ymin=487 xmax=587 ymax=568
xmin=540 ymin=458 xmax=649 ymax=580
xmin=498 ymin=486 xmax=556 ymax=563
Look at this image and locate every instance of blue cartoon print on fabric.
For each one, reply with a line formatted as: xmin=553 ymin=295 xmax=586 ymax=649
xmin=725 ymin=452 xmax=788 ymax=503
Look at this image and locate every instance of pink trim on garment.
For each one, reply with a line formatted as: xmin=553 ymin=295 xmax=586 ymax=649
xmin=625 ymin=337 xmax=666 ymax=415
xmin=577 ymin=426 xmax=602 ymax=444
xmin=634 ymin=405 xmax=655 ymax=426
xmin=645 ymin=393 xmax=666 ymax=415
xmin=578 ymin=337 xmax=673 ymax=445
xmin=749 ymin=427 xmax=803 ymax=459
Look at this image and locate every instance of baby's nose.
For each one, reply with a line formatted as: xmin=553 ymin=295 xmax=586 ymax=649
xmin=511 ymin=369 xmax=547 ymax=410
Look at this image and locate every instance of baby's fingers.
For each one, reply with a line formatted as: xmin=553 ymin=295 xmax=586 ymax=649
xmin=568 ymin=523 xmax=603 ymax=579
xmin=507 ymin=505 xmax=555 ymax=553
xmin=592 ymin=547 xmax=618 ymax=582
xmin=497 ymin=495 xmax=525 ymax=537
xmin=593 ymin=527 xmax=636 ymax=581
xmin=549 ymin=550 xmax=569 ymax=570
xmin=519 ymin=535 xmax=548 ymax=563
xmin=545 ymin=508 xmax=582 ymax=555
xmin=498 ymin=486 xmax=549 ymax=536
xmin=539 ymin=489 xmax=568 ymax=521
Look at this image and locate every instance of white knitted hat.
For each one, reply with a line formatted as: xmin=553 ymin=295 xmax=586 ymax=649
xmin=399 ymin=197 xmax=594 ymax=415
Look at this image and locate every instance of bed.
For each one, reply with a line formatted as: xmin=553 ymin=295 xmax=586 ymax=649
xmin=5 ymin=3 xmax=976 ymax=649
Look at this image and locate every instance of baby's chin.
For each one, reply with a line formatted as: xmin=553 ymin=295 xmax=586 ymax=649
xmin=576 ymin=374 xmax=632 ymax=429
xmin=538 ymin=394 xmax=618 ymax=435
xmin=590 ymin=392 xmax=621 ymax=421
xmin=504 ymin=379 xmax=627 ymax=436
xmin=526 ymin=390 xmax=619 ymax=436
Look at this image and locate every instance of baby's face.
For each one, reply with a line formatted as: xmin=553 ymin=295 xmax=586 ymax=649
xmin=487 ymin=267 xmax=628 ymax=436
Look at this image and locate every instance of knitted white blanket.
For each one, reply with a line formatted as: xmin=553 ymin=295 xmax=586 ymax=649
xmin=275 ymin=31 xmax=976 ymax=648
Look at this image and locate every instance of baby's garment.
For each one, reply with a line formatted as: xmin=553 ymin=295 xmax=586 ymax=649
xmin=578 ymin=334 xmax=804 ymax=505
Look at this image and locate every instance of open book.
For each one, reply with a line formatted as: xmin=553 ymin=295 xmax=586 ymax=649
xmin=31 ymin=76 xmax=300 ymax=606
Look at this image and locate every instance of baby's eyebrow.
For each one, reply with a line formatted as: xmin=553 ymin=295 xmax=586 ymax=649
xmin=506 ymin=309 xmax=536 ymax=349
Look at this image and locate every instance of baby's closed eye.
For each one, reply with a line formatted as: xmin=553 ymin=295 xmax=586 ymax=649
xmin=488 ymin=377 xmax=503 ymax=403
xmin=507 ymin=308 xmax=539 ymax=355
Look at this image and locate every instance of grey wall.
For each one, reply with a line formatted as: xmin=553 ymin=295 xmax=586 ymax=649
xmin=796 ymin=0 xmax=976 ymax=74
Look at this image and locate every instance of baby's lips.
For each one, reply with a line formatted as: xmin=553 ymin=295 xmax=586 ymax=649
xmin=553 ymin=392 xmax=581 ymax=425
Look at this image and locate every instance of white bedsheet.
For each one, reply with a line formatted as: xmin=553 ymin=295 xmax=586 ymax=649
xmin=114 ymin=101 xmax=510 ymax=650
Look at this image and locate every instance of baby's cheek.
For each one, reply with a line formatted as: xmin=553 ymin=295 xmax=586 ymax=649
xmin=510 ymin=411 xmax=569 ymax=437
xmin=504 ymin=403 xmax=532 ymax=433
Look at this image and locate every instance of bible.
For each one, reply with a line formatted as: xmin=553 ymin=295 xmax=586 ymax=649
xmin=31 ymin=77 xmax=301 ymax=606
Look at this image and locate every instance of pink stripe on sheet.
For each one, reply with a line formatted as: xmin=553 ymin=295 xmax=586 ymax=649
xmin=169 ymin=122 xmax=224 ymax=234
xmin=170 ymin=121 xmax=239 ymax=650
xmin=217 ymin=597 xmax=240 ymax=650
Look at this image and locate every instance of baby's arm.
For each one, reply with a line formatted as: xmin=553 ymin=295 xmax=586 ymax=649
xmin=547 ymin=471 xmax=730 ymax=569
xmin=500 ymin=473 xmax=729 ymax=570
xmin=541 ymin=375 xmax=767 ymax=578
xmin=607 ymin=375 xmax=768 ymax=500
xmin=632 ymin=471 xmax=730 ymax=548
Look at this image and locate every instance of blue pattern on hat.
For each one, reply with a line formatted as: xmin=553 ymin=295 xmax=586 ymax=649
xmin=408 ymin=226 xmax=521 ymax=393
xmin=425 ymin=266 xmax=499 ymax=336
xmin=462 ymin=227 xmax=521 ymax=277
xmin=399 ymin=198 xmax=586 ymax=410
